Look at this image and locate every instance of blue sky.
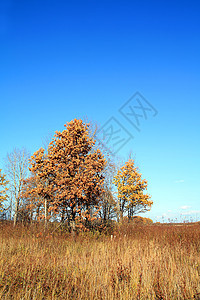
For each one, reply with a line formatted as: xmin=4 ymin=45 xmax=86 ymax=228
xmin=0 ymin=0 xmax=200 ymax=222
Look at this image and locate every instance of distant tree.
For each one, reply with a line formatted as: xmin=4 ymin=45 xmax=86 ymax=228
xmin=113 ymin=159 xmax=153 ymax=220
xmin=132 ymin=216 xmax=153 ymax=225
xmin=0 ymin=169 xmax=8 ymax=212
xmin=24 ymin=119 xmax=107 ymax=230
xmin=5 ymin=148 xmax=30 ymax=225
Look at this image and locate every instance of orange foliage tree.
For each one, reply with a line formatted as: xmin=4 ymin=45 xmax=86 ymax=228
xmin=20 ymin=174 xmax=45 ymax=222
xmin=113 ymin=159 xmax=153 ymax=220
xmin=0 ymin=169 xmax=8 ymax=212
xmin=22 ymin=119 xmax=107 ymax=229
xmin=132 ymin=216 xmax=153 ymax=225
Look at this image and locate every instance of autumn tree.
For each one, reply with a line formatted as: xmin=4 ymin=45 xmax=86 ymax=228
xmin=20 ymin=174 xmax=45 ymax=223
xmin=5 ymin=148 xmax=30 ymax=225
xmin=24 ymin=119 xmax=107 ymax=230
xmin=26 ymin=148 xmax=56 ymax=228
xmin=0 ymin=169 xmax=8 ymax=213
xmin=113 ymin=159 xmax=153 ymax=221
xmin=82 ymin=118 xmax=119 ymax=223
xmin=132 ymin=216 xmax=153 ymax=225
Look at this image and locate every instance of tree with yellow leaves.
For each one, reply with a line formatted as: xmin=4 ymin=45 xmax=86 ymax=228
xmin=113 ymin=159 xmax=153 ymax=221
xmin=23 ymin=119 xmax=107 ymax=230
xmin=0 ymin=169 xmax=8 ymax=212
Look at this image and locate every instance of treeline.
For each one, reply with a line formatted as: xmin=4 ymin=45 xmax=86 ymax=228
xmin=0 ymin=119 xmax=153 ymax=231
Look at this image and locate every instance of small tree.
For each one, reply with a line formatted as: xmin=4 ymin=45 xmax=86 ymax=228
xmin=98 ymin=157 xmax=118 ymax=222
xmin=0 ymin=169 xmax=8 ymax=212
xmin=4 ymin=148 xmax=30 ymax=225
xmin=113 ymin=159 xmax=153 ymax=220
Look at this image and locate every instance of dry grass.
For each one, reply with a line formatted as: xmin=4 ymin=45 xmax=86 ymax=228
xmin=0 ymin=222 xmax=200 ymax=299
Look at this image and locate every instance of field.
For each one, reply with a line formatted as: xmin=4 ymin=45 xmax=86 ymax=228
xmin=0 ymin=222 xmax=200 ymax=299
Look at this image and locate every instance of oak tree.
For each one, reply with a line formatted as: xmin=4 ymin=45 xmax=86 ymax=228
xmin=0 ymin=169 xmax=8 ymax=212
xmin=25 ymin=119 xmax=107 ymax=229
xmin=20 ymin=173 xmax=45 ymax=223
xmin=113 ymin=159 xmax=153 ymax=220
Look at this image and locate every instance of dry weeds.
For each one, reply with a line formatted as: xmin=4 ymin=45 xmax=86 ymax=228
xmin=0 ymin=222 xmax=199 ymax=299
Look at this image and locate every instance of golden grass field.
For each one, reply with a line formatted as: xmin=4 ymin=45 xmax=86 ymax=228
xmin=0 ymin=222 xmax=200 ymax=299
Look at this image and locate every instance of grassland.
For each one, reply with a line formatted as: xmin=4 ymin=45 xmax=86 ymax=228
xmin=0 ymin=222 xmax=200 ymax=299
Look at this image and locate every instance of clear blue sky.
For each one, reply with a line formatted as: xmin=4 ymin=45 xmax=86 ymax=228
xmin=1 ymin=0 xmax=200 ymax=222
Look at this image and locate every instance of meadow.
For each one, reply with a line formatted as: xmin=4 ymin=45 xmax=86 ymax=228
xmin=0 ymin=222 xmax=200 ymax=299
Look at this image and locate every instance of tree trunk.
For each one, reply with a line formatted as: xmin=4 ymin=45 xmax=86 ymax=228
xmin=44 ymin=198 xmax=48 ymax=230
xmin=13 ymin=198 xmax=19 ymax=227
